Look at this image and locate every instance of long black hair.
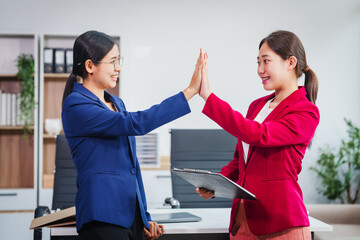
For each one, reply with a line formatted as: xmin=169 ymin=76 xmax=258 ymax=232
xmin=259 ymin=30 xmax=318 ymax=104
xmin=62 ymin=30 xmax=116 ymax=106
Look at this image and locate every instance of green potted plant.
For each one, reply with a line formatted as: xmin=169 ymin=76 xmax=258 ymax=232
xmin=311 ymin=119 xmax=360 ymax=203
xmin=16 ymin=53 xmax=36 ymax=140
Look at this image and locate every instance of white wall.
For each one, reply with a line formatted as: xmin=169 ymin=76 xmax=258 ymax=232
xmin=1 ymin=0 xmax=359 ymax=204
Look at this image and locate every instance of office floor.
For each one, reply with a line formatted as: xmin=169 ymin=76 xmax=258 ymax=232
xmin=1 ymin=212 xmax=359 ymax=240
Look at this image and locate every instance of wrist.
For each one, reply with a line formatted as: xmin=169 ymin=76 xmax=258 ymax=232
xmin=201 ymin=91 xmax=212 ymax=102
xmin=183 ymin=87 xmax=196 ymax=101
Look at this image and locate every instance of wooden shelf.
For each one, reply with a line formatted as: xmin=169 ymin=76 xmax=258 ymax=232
xmin=43 ymin=134 xmax=57 ymax=139
xmin=0 ymin=74 xmax=18 ymax=78
xmin=0 ymin=125 xmax=34 ymax=131
xmin=44 ymin=73 xmax=69 ymax=79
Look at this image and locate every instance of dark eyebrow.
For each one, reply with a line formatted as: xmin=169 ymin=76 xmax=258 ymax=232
xmin=110 ymin=54 xmax=120 ymax=60
xmin=257 ymin=54 xmax=271 ymax=59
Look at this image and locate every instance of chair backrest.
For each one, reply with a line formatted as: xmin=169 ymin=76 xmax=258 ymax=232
xmin=51 ymin=134 xmax=77 ymax=210
xmin=170 ymin=129 xmax=237 ymax=208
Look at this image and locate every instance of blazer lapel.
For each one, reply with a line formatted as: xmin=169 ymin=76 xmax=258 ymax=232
xmin=245 ymin=93 xmax=274 ymax=165
xmin=245 ymin=87 xmax=307 ymax=165
xmin=111 ymin=96 xmax=137 ymax=168
xmin=262 ymin=86 xmax=307 ymax=124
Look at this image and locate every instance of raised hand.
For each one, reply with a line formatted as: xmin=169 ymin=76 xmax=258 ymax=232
xmin=199 ymin=52 xmax=211 ymax=101
xmin=183 ymin=48 xmax=207 ymax=101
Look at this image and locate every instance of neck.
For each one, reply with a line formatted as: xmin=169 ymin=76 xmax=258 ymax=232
xmin=83 ymin=80 xmax=106 ymax=102
xmin=273 ymin=78 xmax=298 ymax=103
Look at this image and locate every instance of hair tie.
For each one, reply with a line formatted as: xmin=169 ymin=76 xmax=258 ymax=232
xmin=303 ymin=65 xmax=310 ymax=72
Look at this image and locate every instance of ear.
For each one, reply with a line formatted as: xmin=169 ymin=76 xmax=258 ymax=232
xmin=287 ymin=56 xmax=297 ymax=71
xmin=84 ymin=59 xmax=94 ymax=75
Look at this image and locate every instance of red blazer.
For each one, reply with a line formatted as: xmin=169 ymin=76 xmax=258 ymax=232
xmin=202 ymin=86 xmax=320 ymax=236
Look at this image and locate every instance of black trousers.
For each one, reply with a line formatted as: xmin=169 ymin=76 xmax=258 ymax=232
xmin=78 ymin=200 xmax=145 ymax=240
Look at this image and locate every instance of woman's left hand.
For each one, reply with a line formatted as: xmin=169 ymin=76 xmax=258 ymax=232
xmin=144 ymin=221 xmax=165 ymax=240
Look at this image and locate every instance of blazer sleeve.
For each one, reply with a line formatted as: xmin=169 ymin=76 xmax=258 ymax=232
xmin=202 ymin=93 xmax=320 ymax=147
xmin=219 ymin=142 xmax=240 ymax=182
xmin=62 ymin=92 xmax=191 ymax=137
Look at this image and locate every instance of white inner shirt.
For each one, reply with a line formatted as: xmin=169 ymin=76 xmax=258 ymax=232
xmin=242 ymin=98 xmax=274 ymax=163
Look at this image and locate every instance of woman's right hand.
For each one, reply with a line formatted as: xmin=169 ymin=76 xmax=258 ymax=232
xmin=183 ymin=48 xmax=206 ymax=101
xmin=196 ymin=187 xmax=215 ymax=200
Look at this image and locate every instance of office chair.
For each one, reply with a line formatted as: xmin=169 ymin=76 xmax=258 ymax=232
xmin=170 ymin=129 xmax=237 ymax=208
xmin=34 ymin=134 xmax=78 ymax=240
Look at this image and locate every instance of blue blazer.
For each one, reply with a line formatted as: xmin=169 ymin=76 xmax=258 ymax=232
xmin=62 ymin=82 xmax=191 ymax=231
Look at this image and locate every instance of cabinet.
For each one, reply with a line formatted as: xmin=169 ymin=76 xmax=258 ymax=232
xmin=38 ymin=34 xmax=121 ymax=206
xmin=0 ymin=33 xmax=38 ymax=210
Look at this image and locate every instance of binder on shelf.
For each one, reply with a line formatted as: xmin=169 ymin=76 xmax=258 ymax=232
xmin=1 ymin=91 xmax=5 ymax=126
xmin=65 ymin=48 xmax=73 ymax=73
xmin=6 ymin=93 xmax=11 ymax=126
xmin=0 ymin=90 xmax=1 ymax=126
xmin=172 ymin=168 xmax=258 ymax=200
xmin=44 ymin=48 xmax=54 ymax=73
xmin=54 ymin=48 xmax=65 ymax=73
xmin=11 ymin=93 xmax=16 ymax=126
xmin=16 ymin=93 xmax=21 ymax=126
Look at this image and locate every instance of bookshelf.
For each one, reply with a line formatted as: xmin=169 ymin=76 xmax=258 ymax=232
xmin=0 ymin=33 xmax=38 ymax=210
xmin=38 ymin=34 xmax=121 ymax=197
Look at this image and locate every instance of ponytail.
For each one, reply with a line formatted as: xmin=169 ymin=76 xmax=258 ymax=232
xmin=304 ymin=67 xmax=318 ymax=104
xmin=62 ymin=73 xmax=77 ymax=107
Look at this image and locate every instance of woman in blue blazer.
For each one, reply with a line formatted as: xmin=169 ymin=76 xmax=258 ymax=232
xmin=61 ymin=31 xmax=205 ymax=240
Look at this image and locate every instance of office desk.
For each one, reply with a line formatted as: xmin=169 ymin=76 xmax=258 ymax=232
xmin=51 ymin=208 xmax=333 ymax=240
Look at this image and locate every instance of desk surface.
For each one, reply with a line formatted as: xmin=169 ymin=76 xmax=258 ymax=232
xmin=51 ymin=208 xmax=333 ymax=236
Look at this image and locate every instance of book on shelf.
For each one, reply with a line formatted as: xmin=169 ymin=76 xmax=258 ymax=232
xmin=44 ymin=48 xmax=54 ymax=73
xmin=65 ymin=48 xmax=73 ymax=73
xmin=44 ymin=47 xmax=74 ymax=74
xmin=0 ymin=90 xmax=2 ymax=125
xmin=54 ymin=48 xmax=65 ymax=73
xmin=0 ymin=91 xmax=5 ymax=126
xmin=11 ymin=94 xmax=16 ymax=126
xmin=0 ymin=91 xmax=27 ymax=127
xmin=6 ymin=93 xmax=10 ymax=126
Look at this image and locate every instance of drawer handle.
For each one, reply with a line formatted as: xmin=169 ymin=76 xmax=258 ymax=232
xmin=0 ymin=193 xmax=17 ymax=197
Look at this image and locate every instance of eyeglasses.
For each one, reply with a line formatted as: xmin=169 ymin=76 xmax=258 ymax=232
xmin=93 ymin=56 xmax=124 ymax=69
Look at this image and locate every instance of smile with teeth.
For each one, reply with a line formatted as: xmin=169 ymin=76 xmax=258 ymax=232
xmin=262 ymin=76 xmax=270 ymax=82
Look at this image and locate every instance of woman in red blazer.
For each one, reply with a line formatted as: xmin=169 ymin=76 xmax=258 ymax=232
xmin=196 ymin=30 xmax=319 ymax=239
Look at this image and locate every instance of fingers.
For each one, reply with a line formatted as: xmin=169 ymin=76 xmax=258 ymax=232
xmin=146 ymin=221 xmax=164 ymax=240
xmin=144 ymin=227 xmax=152 ymax=239
xmin=150 ymin=222 xmax=155 ymax=238
xmin=196 ymin=187 xmax=215 ymax=200
xmin=159 ymin=224 xmax=165 ymax=234
xmin=196 ymin=48 xmax=206 ymax=69
xmin=196 ymin=48 xmax=204 ymax=67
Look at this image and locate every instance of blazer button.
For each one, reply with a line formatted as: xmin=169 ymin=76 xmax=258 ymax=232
xmin=130 ymin=168 xmax=136 ymax=175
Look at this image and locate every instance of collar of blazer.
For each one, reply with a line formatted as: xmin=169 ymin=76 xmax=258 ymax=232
xmin=244 ymin=86 xmax=308 ymax=165
xmin=72 ymin=82 xmax=122 ymax=110
xmin=248 ymin=86 xmax=307 ymax=123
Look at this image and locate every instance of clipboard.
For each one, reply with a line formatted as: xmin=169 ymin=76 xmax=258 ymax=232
xmin=171 ymin=168 xmax=257 ymax=200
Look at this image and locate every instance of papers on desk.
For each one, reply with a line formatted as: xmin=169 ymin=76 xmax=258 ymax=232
xmin=29 ymin=206 xmax=76 ymax=229
xmin=172 ymin=168 xmax=257 ymax=200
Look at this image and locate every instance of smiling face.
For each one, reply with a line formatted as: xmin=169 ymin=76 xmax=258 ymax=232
xmin=257 ymin=42 xmax=296 ymax=91
xmin=91 ymin=44 xmax=121 ymax=90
